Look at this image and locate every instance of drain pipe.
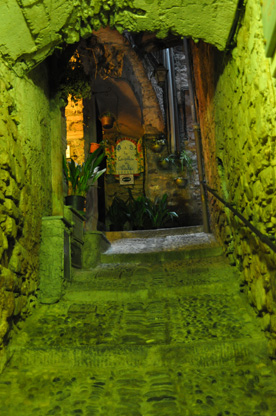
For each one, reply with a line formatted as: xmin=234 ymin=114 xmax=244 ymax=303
xmin=183 ymin=38 xmax=210 ymax=233
xmin=164 ymin=48 xmax=177 ymax=153
xmin=169 ymin=48 xmax=181 ymax=153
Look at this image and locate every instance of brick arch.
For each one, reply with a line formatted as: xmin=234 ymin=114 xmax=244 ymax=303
xmin=1 ymin=0 xmax=239 ymax=72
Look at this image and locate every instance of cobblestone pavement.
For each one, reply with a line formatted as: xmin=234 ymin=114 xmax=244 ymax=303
xmin=1 ymin=234 xmax=276 ymax=416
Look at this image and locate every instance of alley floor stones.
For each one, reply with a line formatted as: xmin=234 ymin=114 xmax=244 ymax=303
xmin=1 ymin=232 xmax=276 ymax=416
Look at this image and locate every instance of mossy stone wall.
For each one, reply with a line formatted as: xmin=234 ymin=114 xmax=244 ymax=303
xmin=192 ymin=0 xmax=276 ymax=356
xmin=0 ymin=0 xmax=271 ymax=364
xmin=0 ymin=62 xmax=59 ymax=369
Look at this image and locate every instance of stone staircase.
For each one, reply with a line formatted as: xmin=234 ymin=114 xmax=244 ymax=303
xmin=1 ymin=229 xmax=276 ymax=416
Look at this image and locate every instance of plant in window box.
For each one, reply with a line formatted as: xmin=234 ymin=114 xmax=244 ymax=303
xmin=63 ymin=146 xmax=106 ymax=212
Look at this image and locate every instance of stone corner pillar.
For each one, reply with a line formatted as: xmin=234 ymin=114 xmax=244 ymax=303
xmin=82 ymin=231 xmax=111 ymax=269
xmin=38 ymin=216 xmax=72 ymax=304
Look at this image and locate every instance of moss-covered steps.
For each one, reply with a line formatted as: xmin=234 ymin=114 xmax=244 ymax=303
xmin=1 ymin=236 xmax=276 ymax=416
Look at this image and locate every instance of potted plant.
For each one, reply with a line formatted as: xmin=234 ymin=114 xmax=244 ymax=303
xmin=106 ymin=195 xmax=129 ymax=231
xmin=126 ymin=189 xmax=178 ymax=230
xmin=107 ymin=189 xmax=178 ymax=231
xmin=175 ymin=149 xmax=193 ymax=188
xmin=157 ymin=150 xmax=193 ymax=188
xmin=99 ymin=112 xmax=116 ymax=129
xmin=157 ymin=153 xmax=176 ymax=170
xmin=150 ymin=135 xmax=167 ymax=153
xmin=63 ymin=146 xmax=106 ymax=211
xmin=145 ymin=193 xmax=178 ymax=229
xmin=58 ymin=52 xmax=91 ymax=105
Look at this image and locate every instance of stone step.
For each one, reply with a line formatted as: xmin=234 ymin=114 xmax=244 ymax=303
xmin=12 ymin=289 xmax=263 ymax=357
xmin=10 ymin=337 xmax=268 ymax=370
xmin=74 ymin=254 xmax=232 ymax=281
xmin=100 ymin=245 xmax=223 ymax=265
xmin=105 ymin=225 xmax=204 ymax=242
xmin=3 ymin=228 xmax=276 ymax=416
xmin=63 ymin=283 xmax=235 ymax=303
xmin=64 ymin=279 xmax=239 ymax=302
xmin=1 ymin=355 xmax=276 ymax=416
xmin=72 ymin=255 xmax=236 ymax=281
xmin=67 ymin=255 xmax=239 ymax=301
xmin=100 ymin=232 xmax=223 ymax=264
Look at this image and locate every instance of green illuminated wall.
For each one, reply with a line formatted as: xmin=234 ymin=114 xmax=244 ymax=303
xmin=192 ymin=0 xmax=276 ymax=356
xmin=1 ymin=0 xmax=275 ymax=366
xmin=0 ymin=61 xmax=63 ymax=370
xmin=0 ymin=0 xmax=239 ymax=74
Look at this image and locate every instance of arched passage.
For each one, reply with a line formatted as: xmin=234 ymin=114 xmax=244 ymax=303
xmin=61 ymin=27 xmax=204 ymax=230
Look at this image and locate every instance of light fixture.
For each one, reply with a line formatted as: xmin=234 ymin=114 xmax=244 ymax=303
xmin=154 ymin=64 xmax=168 ymax=86
xmin=66 ymin=145 xmax=71 ymax=159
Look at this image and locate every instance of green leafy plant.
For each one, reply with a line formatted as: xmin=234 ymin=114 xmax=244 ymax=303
xmin=126 ymin=190 xmax=151 ymax=230
xmin=99 ymin=111 xmax=116 ymax=119
xmin=63 ymin=147 xmax=106 ymax=197
xmin=144 ymin=193 xmax=178 ymax=229
xmin=158 ymin=150 xmax=193 ymax=175
xmin=179 ymin=149 xmax=193 ymax=174
xmin=59 ymin=52 xmax=91 ymax=103
xmin=106 ymin=189 xmax=178 ymax=231
xmin=157 ymin=153 xmax=176 ymax=170
xmin=150 ymin=134 xmax=167 ymax=153
xmin=106 ymin=196 xmax=129 ymax=231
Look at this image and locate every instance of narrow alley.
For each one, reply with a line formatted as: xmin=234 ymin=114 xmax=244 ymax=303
xmin=1 ymin=228 xmax=276 ymax=416
xmin=0 ymin=1 xmax=276 ymax=415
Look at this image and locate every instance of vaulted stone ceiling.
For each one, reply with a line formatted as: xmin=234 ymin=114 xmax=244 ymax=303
xmin=1 ymin=0 xmax=239 ymax=72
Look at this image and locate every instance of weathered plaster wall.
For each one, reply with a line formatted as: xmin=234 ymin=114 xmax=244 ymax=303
xmin=192 ymin=0 xmax=276 ymax=356
xmin=0 ymin=61 xmax=57 ymax=369
xmin=0 ymin=0 xmax=239 ymax=74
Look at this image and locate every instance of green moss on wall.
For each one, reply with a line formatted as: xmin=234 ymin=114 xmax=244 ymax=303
xmin=0 ymin=61 xmax=55 ymax=369
xmin=0 ymin=0 xmax=239 ymax=73
xmin=192 ymin=0 xmax=276 ymax=356
xmin=214 ymin=0 xmax=276 ymax=261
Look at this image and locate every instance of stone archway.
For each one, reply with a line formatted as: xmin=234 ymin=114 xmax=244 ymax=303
xmin=63 ymin=27 xmax=167 ymax=230
xmin=0 ymin=1 xmax=241 ymax=223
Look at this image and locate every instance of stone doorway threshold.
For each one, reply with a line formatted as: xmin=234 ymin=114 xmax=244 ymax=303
xmin=105 ymin=225 xmax=204 ymax=242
